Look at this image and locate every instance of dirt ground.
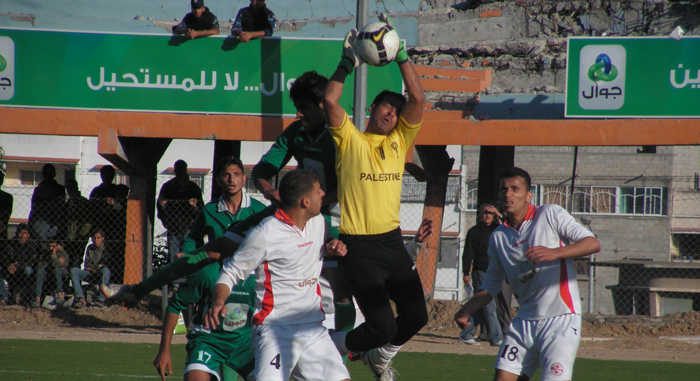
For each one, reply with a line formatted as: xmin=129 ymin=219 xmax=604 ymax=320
xmin=1 ymin=297 xmax=699 ymax=364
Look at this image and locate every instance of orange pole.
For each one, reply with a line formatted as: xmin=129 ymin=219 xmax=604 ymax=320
xmin=124 ymin=196 xmax=145 ymax=284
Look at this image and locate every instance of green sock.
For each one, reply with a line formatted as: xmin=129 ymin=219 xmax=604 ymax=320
xmin=334 ymin=301 xmax=356 ymax=363
xmin=131 ymin=249 xmax=211 ymax=300
xmin=334 ymin=301 xmax=356 ymax=332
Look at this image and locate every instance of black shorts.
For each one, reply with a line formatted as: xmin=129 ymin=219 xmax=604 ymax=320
xmin=338 ymin=228 xmax=428 ymax=350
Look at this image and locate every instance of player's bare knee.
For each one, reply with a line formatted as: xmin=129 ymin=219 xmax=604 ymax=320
xmin=493 ymin=369 xmax=520 ymax=381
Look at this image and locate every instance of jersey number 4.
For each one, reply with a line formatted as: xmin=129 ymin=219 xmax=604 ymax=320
xmin=270 ymin=354 xmax=281 ymax=369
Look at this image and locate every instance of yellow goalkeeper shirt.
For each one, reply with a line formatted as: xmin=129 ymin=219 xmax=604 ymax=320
xmin=330 ymin=112 xmax=421 ymax=235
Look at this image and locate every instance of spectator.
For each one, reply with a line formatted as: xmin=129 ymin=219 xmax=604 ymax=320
xmin=34 ymin=238 xmax=69 ymax=309
xmin=231 ymin=0 xmax=276 ymax=43
xmin=89 ymin=165 xmax=118 ymax=201
xmin=172 ymin=0 xmax=220 ymax=40
xmin=182 ymin=156 xmax=266 ymax=253
xmin=1 ymin=224 xmax=40 ymax=306
xmin=65 ymin=180 xmax=93 ymax=269
xmin=70 ymin=229 xmax=111 ymax=308
xmin=29 ymin=164 xmax=66 ymax=240
xmin=157 ymin=160 xmax=203 ymax=289
xmin=459 ymin=203 xmax=504 ymax=347
xmin=0 ymin=172 xmax=13 ymax=242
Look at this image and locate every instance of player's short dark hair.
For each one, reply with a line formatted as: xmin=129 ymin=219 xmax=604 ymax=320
xmin=92 ymin=229 xmax=106 ymax=238
xmin=278 ymin=169 xmax=318 ymax=209
xmin=371 ymin=90 xmax=407 ymax=115
xmin=289 ymin=71 xmax=329 ymax=106
xmin=216 ymin=156 xmax=245 ymax=176
xmin=500 ymin=166 xmax=532 ymax=190
xmin=100 ymin=165 xmax=116 ymax=182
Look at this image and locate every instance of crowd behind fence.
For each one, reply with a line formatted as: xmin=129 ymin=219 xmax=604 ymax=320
xmin=1 ymin=164 xmax=699 ymax=316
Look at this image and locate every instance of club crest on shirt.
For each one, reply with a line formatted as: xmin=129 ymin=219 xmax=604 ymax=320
xmin=550 ymin=363 xmax=564 ymax=376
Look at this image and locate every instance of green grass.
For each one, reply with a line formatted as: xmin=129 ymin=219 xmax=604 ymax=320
xmin=0 ymin=339 xmax=698 ymax=381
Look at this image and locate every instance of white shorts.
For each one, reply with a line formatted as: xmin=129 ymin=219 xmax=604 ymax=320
xmin=252 ymin=322 xmax=349 ymax=381
xmin=495 ymin=314 xmax=581 ymax=381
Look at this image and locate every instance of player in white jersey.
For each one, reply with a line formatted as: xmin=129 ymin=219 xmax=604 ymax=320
xmin=206 ymin=169 xmax=350 ymax=381
xmin=455 ymin=167 xmax=600 ymax=381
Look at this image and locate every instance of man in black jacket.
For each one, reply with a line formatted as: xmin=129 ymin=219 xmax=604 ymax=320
xmin=459 ymin=203 xmax=504 ymax=346
xmin=231 ymin=0 xmax=276 ymax=42
xmin=172 ymin=0 xmax=220 ymax=40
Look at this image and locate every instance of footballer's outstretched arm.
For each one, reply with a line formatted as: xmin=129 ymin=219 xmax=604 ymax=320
xmin=397 ymin=60 xmax=424 ymax=126
xmin=325 ymin=29 xmax=360 ymax=128
xmin=325 ymin=67 xmax=350 ymax=128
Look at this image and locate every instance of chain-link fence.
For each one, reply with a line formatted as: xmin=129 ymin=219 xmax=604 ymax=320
xmin=3 ymin=160 xmax=700 ymax=316
xmin=0 ymin=172 xmax=134 ymax=306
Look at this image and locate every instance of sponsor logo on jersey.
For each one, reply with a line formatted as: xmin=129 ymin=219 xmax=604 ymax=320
xmin=359 ymin=172 xmax=402 ymax=181
xmin=303 ymin=146 xmax=323 ymax=152
xmin=231 ymin=290 xmax=250 ymax=296
xmin=222 ymin=303 xmax=249 ymax=331
xmin=298 ymin=240 xmax=313 ymax=248
xmin=512 ymin=239 xmax=528 ymax=247
xmin=298 ymin=278 xmax=318 ymax=288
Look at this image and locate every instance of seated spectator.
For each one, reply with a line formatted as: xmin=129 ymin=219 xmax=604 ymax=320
xmin=172 ymin=0 xmax=220 ymax=40
xmin=34 ymin=239 xmax=69 ymax=309
xmin=231 ymin=0 xmax=276 ymax=42
xmin=0 ymin=224 xmax=40 ymax=306
xmin=29 ymin=164 xmax=66 ymax=241
xmin=70 ymin=230 xmax=111 ymax=308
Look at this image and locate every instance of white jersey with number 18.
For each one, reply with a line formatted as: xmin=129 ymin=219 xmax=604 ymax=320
xmin=481 ymin=204 xmax=594 ymax=320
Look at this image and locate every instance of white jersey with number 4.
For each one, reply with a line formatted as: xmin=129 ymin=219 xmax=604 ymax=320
xmin=482 ymin=204 xmax=594 ymax=320
xmin=217 ymin=209 xmax=326 ymax=326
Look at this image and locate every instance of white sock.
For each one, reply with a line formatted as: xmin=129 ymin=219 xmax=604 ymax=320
xmin=376 ymin=343 xmax=402 ymax=363
xmin=331 ymin=330 xmax=351 ymax=356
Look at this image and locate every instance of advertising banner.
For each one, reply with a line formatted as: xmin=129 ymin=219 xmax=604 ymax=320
xmin=0 ymin=28 xmax=402 ymax=116
xmin=566 ymin=37 xmax=700 ymax=118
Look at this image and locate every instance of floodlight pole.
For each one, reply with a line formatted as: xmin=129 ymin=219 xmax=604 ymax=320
xmin=354 ymin=0 xmax=369 ymax=132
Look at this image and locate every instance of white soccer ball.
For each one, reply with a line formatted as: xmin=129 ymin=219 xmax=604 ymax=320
xmin=354 ymin=22 xmax=400 ymax=67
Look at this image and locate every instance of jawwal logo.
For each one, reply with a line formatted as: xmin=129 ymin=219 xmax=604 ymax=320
xmin=578 ymin=45 xmax=625 ymax=110
xmin=0 ymin=36 xmax=15 ymax=101
xmin=587 ymin=54 xmax=618 ymax=82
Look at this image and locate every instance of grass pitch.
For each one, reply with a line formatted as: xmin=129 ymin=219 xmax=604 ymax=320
xmin=0 ymin=339 xmax=697 ymax=381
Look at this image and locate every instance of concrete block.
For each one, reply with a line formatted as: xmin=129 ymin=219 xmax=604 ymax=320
xmin=588 ymin=10 xmax=610 ymax=31
xmin=418 ymin=7 xmax=527 ymax=45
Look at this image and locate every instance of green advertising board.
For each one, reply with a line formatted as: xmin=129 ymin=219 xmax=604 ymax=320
xmin=0 ymin=28 xmax=402 ymax=116
xmin=566 ymin=36 xmax=700 ymax=118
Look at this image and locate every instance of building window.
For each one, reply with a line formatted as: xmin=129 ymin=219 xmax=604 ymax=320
xmin=19 ymin=170 xmax=42 ymax=186
xmin=535 ymin=185 xmax=667 ymax=216
xmin=464 ymin=188 xmax=478 ymax=211
xmin=619 ymin=187 xmax=666 ymax=215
